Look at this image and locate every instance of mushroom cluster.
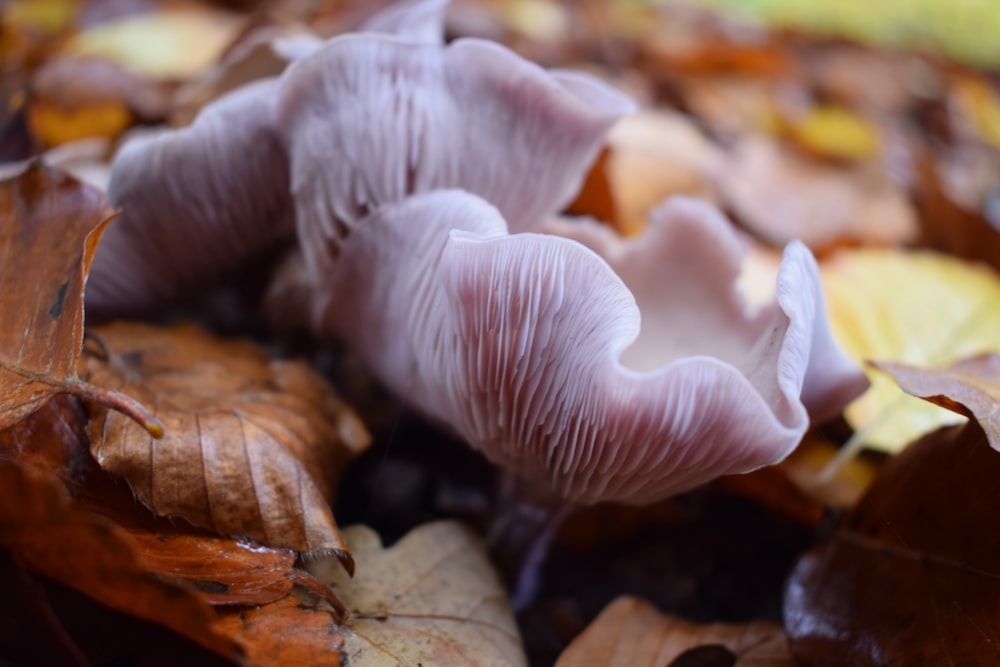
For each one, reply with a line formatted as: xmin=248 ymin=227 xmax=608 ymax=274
xmin=87 ymin=0 xmax=867 ymax=505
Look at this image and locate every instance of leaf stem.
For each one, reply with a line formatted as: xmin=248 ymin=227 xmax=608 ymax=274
xmin=66 ymin=379 xmax=164 ymax=438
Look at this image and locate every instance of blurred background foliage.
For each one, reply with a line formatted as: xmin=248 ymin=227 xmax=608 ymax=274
xmin=684 ymin=0 xmax=1000 ymax=68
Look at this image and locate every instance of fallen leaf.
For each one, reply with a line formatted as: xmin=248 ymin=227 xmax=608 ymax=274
xmin=0 ymin=165 xmax=159 ymax=434
xmin=779 ymin=433 xmax=878 ymax=509
xmin=821 ymin=248 xmax=1000 ymax=452
xmin=0 ymin=458 xmax=242 ymax=661
xmin=807 ymin=46 xmax=927 ymax=116
xmin=171 ymin=25 xmax=316 ymax=124
xmin=83 ymin=322 xmax=370 ymax=566
xmin=785 ymin=422 xmax=1000 ymax=665
xmin=564 ymin=147 xmax=617 ymax=228
xmin=0 ymin=137 xmax=111 ymax=191
xmin=2 ymin=0 xmax=78 ymax=36
xmin=129 ymin=532 xmax=301 ymax=607
xmin=916 ymin=154 xmax=1000 ymax=274
xmin=66 ymin=8 xmax=243 ymax=81
xmin=602 ymin=109 xmax=721 ymax=235
xmin=555 ymin=596 xmax=792 ymax=667
xmin=27 ymin=99 xmax=130 ymax=147
xmin=782 ymin=105 xmax=881 ymax=163
xmin=715 ymin=135 xmax=917 ymax=250
xmin=0 ymin=387 xmax=328 ymax=612
xmin=0 ymin=394 xmax=94 ymax=494
xmin=952 ymin=75 xmax=1000 ymax=152
xmin=310 ymin=521 xmax=527 ymax=667
xmin=26 ymin=54 xmax=172 ymax=147
xmin=216 ymin=596 xmax=346 ymax=667
xmin=874 ymin=353 xmax=1000 ymax=451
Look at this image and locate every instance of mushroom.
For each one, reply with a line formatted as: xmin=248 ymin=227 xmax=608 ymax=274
xmin=87 ymin=0 xmax=866 ymax=507
xmin=302 ymin=190 xmax=866 ymax=504
xmin=86 ymin=0 xmax=629 ymax=314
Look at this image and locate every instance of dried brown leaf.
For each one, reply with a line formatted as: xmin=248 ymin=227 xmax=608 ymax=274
xmin=0 ymin=385 xmax=327 ymax=615
xmin=916 ymin=154 xmax=1000 ymax=274
xmin=556 ymin=596 xmax=792 ymax=667
xmin=0 ymin=458 xmax=242 ymax=662
xmin=83 ymin=322 xmax=370 ymax=567
xmin=875 ymin=353 xmax=1000 ymax=451
xmin=716 ymin=135 xmax=917 ymax=250
xmin=785 ymin=422 xmax=1000 ymax=665
xmin=0 ymin=165 xmax=160 ymax=434
xmin=310 ymin=521 xmax=527 ymax=667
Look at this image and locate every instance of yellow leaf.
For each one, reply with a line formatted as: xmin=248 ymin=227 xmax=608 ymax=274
xmin=953 ymin=76 xmax=1000 ymax=152
xmin=787 ymin=105 xmax=880 ymax=162
xmin=28 ymin=100 xmax=130 ymax=147
xmin=3 ymin=0 xmax=78 ymax=35
xmin=310 ymin=522 xmax=527 ymax=667
xmin=821 ymin=249 xmax=1000 ymax=452
xmin=502 ymin=0 xmax=569 ymax=42
xmin=66 ymin=8 xmax=242 ymax=80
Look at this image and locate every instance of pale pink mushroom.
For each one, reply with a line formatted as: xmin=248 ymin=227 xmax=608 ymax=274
xmin=86 ymin=0 xmax=865 ymax=505
xmin=304 ymin=190 xmax=866 ymax=504
xmin=86 ymin=1 xmax=630 ymax=314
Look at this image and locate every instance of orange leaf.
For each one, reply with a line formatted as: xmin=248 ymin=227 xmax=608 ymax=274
xmin=0 ymin=165 xmax=160 ymax=435
xmin=27 ymin=99 xmax=131 ymax=148
xmin=129 ymin=532 xmax=299 ymax=607
xmin=216 ymin=597 xmax=346 ymax=667
xmin=556 ymin=596 xmax=792 ymax=666
xmin=0 ymin=458 xmax=242 ymax=661
xmin=83 ymin=322 xmax=370 ymax=567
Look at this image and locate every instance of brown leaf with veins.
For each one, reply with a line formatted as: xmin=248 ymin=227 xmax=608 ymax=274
xmin=785 ymin=422 xmax=1000 ymax=666
xmin=556 ymin=596 xmax=793 ymax=667
xmin=0 ymin=165 xmax=160 ymax=434
xmin=875 ymin=353 xmax=1000 ymax=450
xmin=0 ymin=390 xmax=336 ymax=614
xmin=0 ymin=458 xmax=242 ymax=662
xmin=309 ymin=521 xmax=527 ymax=667
xmin=82 ymin=321 xmax=370 ymax=569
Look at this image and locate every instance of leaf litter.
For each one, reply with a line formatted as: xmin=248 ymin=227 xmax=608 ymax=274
xmin=5 ymin=0 xmax=1000 ymax=665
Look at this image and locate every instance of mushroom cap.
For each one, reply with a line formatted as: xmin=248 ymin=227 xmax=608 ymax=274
xmin=86 ymin=14 xmax=632 ymax=315
xmin=311 ymin=189 xmax=867 ymax=505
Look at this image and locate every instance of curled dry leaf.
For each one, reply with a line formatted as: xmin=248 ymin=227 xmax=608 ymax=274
xmin=0 ymin=165 xmax=159 ymax=434
xmin=715 ymin=135 xmax=917 ymax=250
xmin=556 ymin=596 xmax=793 ymax=667
xmin=822 ymin=248 xmax=1000 ymax=452
xmin=874 ymin=353 xmax=1000 ymax=451
xmin=785 ymin=422 xmax=1000 ymax=666
xmin=0 ymin=459 xmax=242 ymax=662
xmin=0 ymin=390 xmax=325 ymax=612
xmin=82 ymin=322 xmax=370 ymax=568
xmin=309 ymin=521 xmax=527 ymax=667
